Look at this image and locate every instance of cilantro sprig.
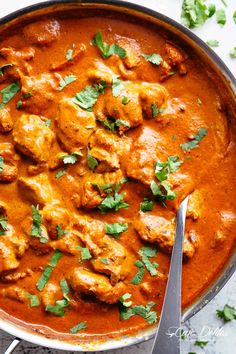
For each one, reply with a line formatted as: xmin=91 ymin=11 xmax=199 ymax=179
xmin=181 ymin=0 xmax=215 ymax=29
xmin=120 ymin=301 xmax=158 ymax=324
xmin=0 ymin=82 xmax=20 ymax=109
xmin=92 ymin=32 xmax=126 ymax=59
xmin=37 ymin=250 xmax=62 ymax=291
xmin=216 ymin=304 xmax=236 ymax=323
xmin=31 ymin=205 xmax=48 ymax=243
xmin=105 ymin=222 xmax=128 ymax=238
xmin=180 ymin=128 xmax=208 ymax=151
xmin=72 ymin=81 xmax=107 ymax=111
xmin=59 ymin=75 xmax=77 ymax=91
xmin=98 ymin=178 xmax=129 ymax=213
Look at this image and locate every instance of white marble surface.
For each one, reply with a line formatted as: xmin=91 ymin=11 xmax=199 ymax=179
xmin=0 ymin=0 xmax=235 ymax=353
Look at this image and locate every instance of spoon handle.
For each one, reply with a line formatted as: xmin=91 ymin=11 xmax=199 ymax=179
xmin=151 ymin=197 xmax=189 ymax=354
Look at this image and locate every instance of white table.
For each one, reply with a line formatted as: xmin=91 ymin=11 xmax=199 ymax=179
xmin=0 ymin=1 xmax=235 ymax=353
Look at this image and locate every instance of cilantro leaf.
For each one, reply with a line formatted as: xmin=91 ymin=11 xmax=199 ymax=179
xmin=105 ymin=222 xmax=128 ymax=238
xmin=142 ymin=53 xmax=162 ymax=65
xmin=16 ymin=100 xmax=22 ymax=110
xmin=37 ymin=250 xmax=62 ymax=291
xmin=194 ymin=340 xmax=208 ymax=348
xmin=77 ymin=246 xmax=92 ymax=261
xmin=56 ymin=225 xmax=68 ymax=239
xmin=155 ymin=156 xmax=183 ymax=183
xmin=44 ymin=119 xmax=51 ymax=127
xmin=46 ymin=298 xmax=69 ymax=316
xmin=26 ymin=292 xmax=40 ymax=307
xmin=140 ymin=198 xmax=154 ymax=212
xmin=55 ymin=170 xmax=66 ymax=179
xmin=0 ymin=156 xmax=4 ymax=175
xmin=150 ymin=181 xmax=177 ymax=204
xmin=31 ymin=205 xmax=48 ymax=243
xmin=216 ymin=9 xmax=226 ymax=26
xmin=0 ymin=214 xmax=8 ymax=236
xmin=92 ymin=32 xmax=126 ymax=59
xmin=0 ymin=63 xmax=14 ymax=76
xmin=122 ymin=96 xmax=130 ymax=105
xmin=207 ymin=40 xmax=219 ymax=47
xmin=100 ymin=117 xmax=130 ymax=133
xmin=119 ymin=293 xmax=132 ymax=307
xmin=59 ymin=75 xmax=77 ymax=91
xmin=112 ymin=77 xmax=123 ymax=97
xmin=98 ymin=179 xmax=129 ymax=213
xmin=131 ymin=260 xmax=145 ymax=285
xmin=233 ymin=11 xmax=236 ymax=24
xmin=180 ymin=128 xmax=208 ymax=151
xmin=230 ymin=47 xmax=236 ymax=58
xmin=66 ymin=43 xmax=75 ymax=61
xmin=139 ymin=246 xmax=159 ymax=276
xmin=0 ymin=82 xmax=20 ymax=109
xmin=120 ymin=301 xmax=157 ymax=324
xmin=216 ymin=304 xmax=236 ymax=323
xmin=60 ymin=152 xmax=81 ymax=165
xmin=72 ymin=85 xmax=100 ymax=111
xmin=87 ymin=149 xmax=99 ymax=171
xmin=181 ymin=0 xmax=215 ymax=28
xmin=70 ymin=321 xmax=87 ymax=334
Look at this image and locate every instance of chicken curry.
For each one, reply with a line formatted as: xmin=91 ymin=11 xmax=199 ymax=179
xmin=0 ymin=8 xmax=235 ymax=339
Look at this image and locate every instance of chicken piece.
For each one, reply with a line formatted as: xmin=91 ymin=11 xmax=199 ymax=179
xmin=55 ymin=98 xmax=96 ymax=153
xmin=23 ymin=19 xmax=60 ymax=46
xmin=88 ymin=129 xmax=131 ymax=173
xmin=0 ymin=224 xmax=28 ymax=273
xmin=80 ymin=170 xmax=124 ymax=209
xmin=67 ymin=268 xmax=126 ymax=304
xmin=20 ymin=73 xmax=59 ymax=114
xmin=115 ymin=35 xmax=142 ymax=69
xmin=21 ymin=216 xmax=50 ymax=254
xmin=18 ymin=173 xmax=55 ymax=207
xmin=160 ymin=43 xmax=187 ymax=81
xmin=187 ymin=190 xmax=204 ymax=221
xmin=13 ymin=114 xmax=54 ymax=163
xmin=211 ymin=211 xmax=236 ymax=248
xmin=126 ymin=127 xmax=157 ymax=186
xmin=0 ymin=142 xmax=18 ymax=183
xmin=74 ymin=215 xmax=132 ymax=284
xmin=42 ymin=204 xmax=71 ymax=240
xmin=41 ymin=281 xmax=62 ymax=306
xmin=50 ymin=44 xmax=86 ymax=71
xmin=87 ymin=60 xmax=116 ymax=85
xmin=0 ymin=47 xmax=34 ymax=80
xmin=0 ymin=108 xmax=13 ymax=133
xmin=0 ymin=286 xmax=28 ymax=303
xmin=1 ymin=269 xmax=34 ymax=283
xmin=134 ymin=213 xmax=197 ymax=259
xmin=50 ymin=231 xmax=80 ymax=255
xmin=55 ymin=174 xmax=81 ymax=209
xmin=139 ymin=83 xmax=169 ymax=119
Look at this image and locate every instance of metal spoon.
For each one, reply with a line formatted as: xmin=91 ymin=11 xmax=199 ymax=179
xmin=151 ymin=196 xmax=189 ymax=354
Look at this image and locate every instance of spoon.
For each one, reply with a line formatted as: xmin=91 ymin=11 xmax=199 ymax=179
xmin=151 ymin=196 xmax=189 ymax=354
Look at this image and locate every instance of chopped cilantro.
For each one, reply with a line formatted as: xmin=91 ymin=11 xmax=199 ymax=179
xmin=119 ymin=293 xmax=132 ymax=307
xmin=24 ymin=92 xmax=32 ymax=99
xmin=98 ymin=178 xmax=129 ymax=213
xmin=31 ymin=205 xmax=48 ymax=243
xmin=180 ymin=128 xmax=208 ymax=151
xmin=72 ymin=81 xmax=107 ymax=111
xmin=16 ymin=100 xmax=22 ymax=110
xmin=221 ymin=0 xmax=227 ymax=6
xmin=59 ymin=75 xmax=77 ymax=91
xmin=0 ymin=63 xmax=14 ymax=76
xmin=155 ymin=156 xmax=183 ymax=183
xmin=230 ymin=47 xmax=236 ymax=58
xmin=0 ymin=82 xmax=20 ymax=109
xmin=37 ymin=250 xmax=62 ymax=291
xmin=131 ymin=260 xmax=145 ymax=285
xmin=181 ymin=0 xmax=215 ymax=28
xmin=77 ymin=246 xmax=92 ymax=261
xmin=139 ymin=246 xmax=158 ymax=276
xmin=100 ymin=116 xmax=130 ymax=133
xmin=101 ymin=258 xmax=110 ymax=264
xmin=0 ymin=156 xmax=4 ymax=174
xmin=140 ymin=198 xmax=154 ymax=212
xmin=112 ymin=77 xmax=123 ymax=97
xmin=194 ymin=340 xmax=208 ymax=348
xmin=66 ymin=43 xmax=75 ymax=61
xmin=92 ymin=32 xmax=126 ymax=59
xmin=44 ymin=119 xmax=51 ymax=127
xmin=55 ymin=170 xmax=66 ymax=179
xmin=142 ymin=53 xmax=162 ymax=65
xmin=56 ymin=225 xmax=68 ymax=239
xmin=0 ymin=214 xmax=8 ymax=236
xmin=105 ymin=222 xmax=128 ymax=238
xmin=233 ymin=11 xmax=236 ymax=24
xmin=70 ymin=321 xmax=87 ymax=334
xmin=46 ymin=279 xmax=70 ymax=316
xmin=207 ymin=40 xmax=219 ymax=47
xmin=122 ymin=96 xmax=130 ymax=105
xmin=26 ymin=292 xmax=40 ymax=307
xmin=216 ymin=9 xmax=226 ymax=26
xmin=172 ymin=134 xmax=177 ymax=141
xmin=87 ymin=149 xmax=99 ymax=171
xmin=120 ymin=301 xmax=157 ymax=324
xmin=151 ymin=103 xmax=164 ymax=117
xmin=60 ymin=152 xmax=81 ymax=165
xmin=150 ymin=181 xmax=177 ymax=205
xmin=216 ymin=304 xmax=236 ymax=323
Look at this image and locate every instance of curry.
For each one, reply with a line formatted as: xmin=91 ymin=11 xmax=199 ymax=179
xmin=0 ymin=9 xmax=235 ymax=340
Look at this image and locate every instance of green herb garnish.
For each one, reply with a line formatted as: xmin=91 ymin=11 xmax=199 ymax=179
xmin=120 ymin=301 xmax=157 ymax=324
xmin=0 ymin=82 xmax=20 ymax=109
xmin=0 ymin=156 xmax=4 ymax=174
xmin=55 ymin=170 xmax=66 ymax=179
xmin=140 ymin=198 xmax=154 ymax=212
xmin=181 ymin=0 xmax=215 ymax=28
xmin=0 ymin=215 xmax=8 ymax=236
xmin=155 ymin=156 xmax=183 ymax=183
xmin=59 ymin=75 xmax=77 ymax=91
xmin=92 ymin=32 xmax=126 ymax=59
xmin=180 ymin=128 xmax=208 ymax=151
xmin=66 ymin=43 xmax=75 ymax=61
xmin=207 ymin=40 xmax=219 ymax=47
xmin=105 ymin=222 xmax=128 ymax=238
xmin=216 ymin=9 xmax=226 ymax=26
xmin=31 ymin=205 xmax=48 ymax=243
xmin=142 ymin=53 xmax=162 ymax=65
xmin=37 ymin=250 xmax=62 ymax=291
xmin=139 ymin=246 xmax=159 ymax=276
xmin=77 ymin=246 xmax=92 ymax=261
xmin=194 ymin=340 xmax=208 ymax=348
xmin=72 ymin=81 xmax=107 ymax=111
xmin=98 ymin=178 xmax=129 ymax=213
xmin=44 ymin=119 xmax=51 ymax=127
xmin=70 ymin=321 xmax=87 ymax=334
xmin=56 ymin=225 xmax=68 ymax=239
xmin=87 ymin=149 xmax=99 ymax=171
xmin=122 ymin=96 xmax=130 ymax=105
xmin=60 ymin=152 xmax=81 ymax=165
xmin=230 ymin=47 xmax=236 ymax=58
xmin=131 ymin=260 xmax=145 ymax=285
xmin=119 ymin=293 xmax=132 ymax=307
xmin=216 ymin=304 xmax=236 ymax=323
xmin=100 ymin=117 xmax=130 ymax=133
xmin=26 ymin=292 xmax=40 ymax=307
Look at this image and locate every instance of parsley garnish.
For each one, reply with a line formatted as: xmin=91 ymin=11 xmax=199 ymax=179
xmin=180 ymin=128 xmax=208 ymax=151
xmin=216 ymin=304 xmax=236 ymax=323
xmin=139 ymin=246 xmax=159 ymax=276
xmin=155 ymin=156 xmax=183 ymax=183
xmin=87 ymin=149 xmax=99 ymax=171
xmin=0 ymin=215 xmax=8 ymax=236
xmin=72 ymin=81 xmax=107 ymax=111
xmin=31 ymin=205 xmax=48 ymax=243
xmin=77 ymin=246 xmax=92 ymax=261
xmin=98 ymin=178 xmax=129 ymax=213
xmin=207 ymin=40 xmax=219 ymax=47
xmin=181 ymin=0 xmax=215 ymax=28
xmin=55 ymin=170 xmax=66 ymax=179
xmin=150 ymin=181 xmax=176 ymax=204
xmin=140 ymin=198 xmax=154 ymax=212
xmin=142 ymin=53 xmax=162 ymax=65
xmin=60 ymin=152 xmax=81 ymax=165
xmin=216 ymin=9 xmax=226 ymax=26
xmin=37 ymin=250 xmax=62 ymax=291
xmin=119 ymin=293 xmax=132 ymax=307
xmin=131 ymin=260 xmax=145 ymax=285
xmin=0 ymin=156 xmax=4 ymax=174
xmin=230 ymin=47 xmax=236 ymax=58
xmin=100 ymin=117 xmax=130 ymax=133
xmin=26 ymin=292 xmax=40 ymax=307
xmin=59 ymin=75 xmax=77 ymax=91
xmin=112 ymin=77 xmax=123 ymax=97
xmin=0 ymin=82 xmax=20 ymax=109
xmin=105 ymin=222 xmax=128 ymax=238
xmin=70 ymin=321 xmax=87 ymax=334
xmin=0 ymin=63 xmax=14 ymax=76
xmin=92 ymin=32 xmax=126 ymax=59
xmin=66 ymin=43 xmax=75 ymax=61
xmin=194 ymin=340 xmax=208 ymax=348
xmin=120 ymin=301 xmax=157 ymax=324
xmin=56 ymin=224 xmax=68 ymax=239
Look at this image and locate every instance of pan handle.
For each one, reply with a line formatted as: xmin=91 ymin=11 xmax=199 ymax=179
xmin=3 ymin=338 xmax=21 ymax=354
